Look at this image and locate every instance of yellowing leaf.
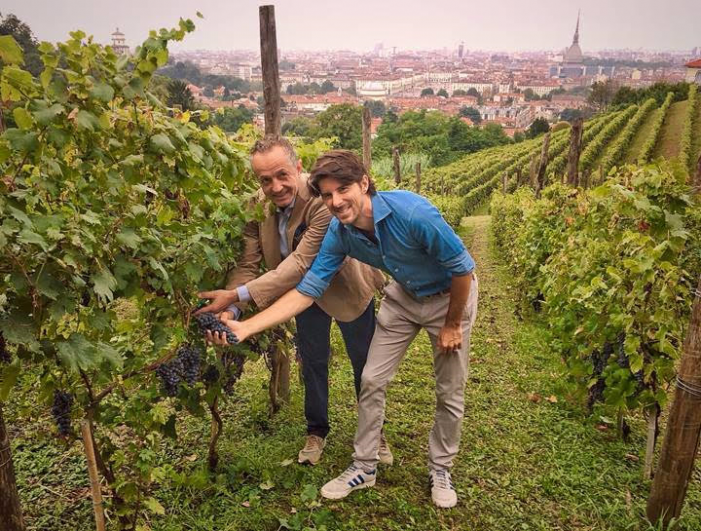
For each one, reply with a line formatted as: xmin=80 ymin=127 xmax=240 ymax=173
xmin=144 ymin=497 xmax=165 ymax=516
xmin=0 ymin=35 xmax=24 ymax=65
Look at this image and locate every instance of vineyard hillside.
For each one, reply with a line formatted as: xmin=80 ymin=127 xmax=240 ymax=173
xmin=416 ymin=87 xmax=701 ymax=218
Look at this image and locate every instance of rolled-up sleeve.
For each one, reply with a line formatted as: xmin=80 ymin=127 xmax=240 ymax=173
xmin=409 ymin=200 xmax=475 ymax=276
xmin=296 ymin=222 xmax=347 ymax=299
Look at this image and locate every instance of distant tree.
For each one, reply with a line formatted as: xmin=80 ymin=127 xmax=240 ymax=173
xmin=459 ymin=106 xmax=482 ymax=124
xmin=249 ymin=94 xmax=256 ymax=101
xmin=523 ymin=88 xmax=539 ymax=101
xmin=0 ymin=13 xmax=43 ymax=76
xmin=256 ymin=95 xmax=265 ymax=111
xmin=223 ymin=87 xmax=231 ymax=100
xmin=452 ymin=89 xmax=468 ymax=97
xmin=344 ymin=85 xmax=357 ymax=96
xmin=513 ymin=131 xmax=526 ymax=143
xmin=203 ymin=86 xmax=214 ymax=98
xmin=588 ymin=80 xmax=616 ymax=110
xmin=383 ymin=109 xmax=399 ymax=124
xmin=279 ymin=60 xmax=296 ymax=70
xmin=282 ymin=116 xmax=314 ymax=137
xmin=287 ymin=82 xmax=308 ymax=95
xmin=466 ymin=88 xmax=480 ymax=98
xmin=437 ymin=88 xmax=449 ymax=98
xmin=527 ymin=117 xmax=550 ymax=138
xmin=420 ymin=87 xmax=435 ymax=97
xmin=167 ymin=79 xmax=195 ymax=110
xmin=367 ymin=100 xmax=386 ymax=118
xmin=611 ymin=81 xmax=690 ymax=106
xmin=320 ymin=80 xmax=336 ymax=94
xmin=212 ymin=106 xmax=254 ymax=133
xmin=309 ymin=82 xmax=322 ymax=94
xmin=560 ymin=108 xmax=584 ymax=123
xmin=313 ymin=104 xmax=363 ymax=150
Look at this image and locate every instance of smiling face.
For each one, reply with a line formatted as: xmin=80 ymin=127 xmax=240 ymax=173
xmin=318 ymin=175 xmax=373 ymax=228
xmin=251 ymin=146 xmax=302 ymax=208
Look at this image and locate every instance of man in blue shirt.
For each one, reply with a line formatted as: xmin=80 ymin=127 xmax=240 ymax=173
xmin=223 ymin=150 xmax=478 ymax=508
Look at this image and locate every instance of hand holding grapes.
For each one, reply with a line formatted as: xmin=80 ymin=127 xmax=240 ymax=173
xmin=196 ymin=289 xmax=239 ymax=315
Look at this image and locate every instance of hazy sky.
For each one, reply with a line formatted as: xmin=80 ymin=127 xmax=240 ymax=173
xmin=3 ymin=0 xmax=700 ymax=53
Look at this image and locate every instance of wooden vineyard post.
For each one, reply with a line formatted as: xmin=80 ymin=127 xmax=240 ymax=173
xmin=529 ymin=155 xmax=538 ymax=190
xmin=0 ymin=404 xmax=24 ymax=531
xmin=535 ymin=132 xmax=551 ymax=197
xmin=643 ymin=405 xmax=661 ymax=480
xmin=362 ymin=102 xmax=372 ymax=172
xmin=208 ymin=398 xmax=223 ymax=471
xmin=647 ymin=274 xmax=701 ymax=527
xmin=415 ymin=162 xmax=422 ymax=193
xmin=566 ymin=118 xmax=583 ymax=187
xmin=502 ymin=172 xmax=508 ymax=193
xmin=259 ymin=5 xmax=281 ymax=136
xmin=515 ymin=167 xmax=523 ymax=188
xmin=81 ymin=421 xmax=106 ymax=531
xmin=393 ymin=147 xmax=401 ymax=185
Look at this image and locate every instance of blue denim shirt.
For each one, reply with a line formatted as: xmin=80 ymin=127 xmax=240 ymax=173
xmin=296 ymin=190 xmax=475 ymax=299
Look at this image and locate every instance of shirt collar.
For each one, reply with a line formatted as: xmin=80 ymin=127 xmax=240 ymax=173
xmin=371 ymin=192 xmax=392 ymax=224
xmin=277 ymin=197 xmax=296 ymax=216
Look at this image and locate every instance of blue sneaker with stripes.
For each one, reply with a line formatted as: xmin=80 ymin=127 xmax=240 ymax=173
xmin=320 ymin=464 xmax=376 ymax=500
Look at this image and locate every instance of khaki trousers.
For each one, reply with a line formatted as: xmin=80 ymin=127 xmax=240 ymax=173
xmin=352 ymin=276 xmax=479 ymax=471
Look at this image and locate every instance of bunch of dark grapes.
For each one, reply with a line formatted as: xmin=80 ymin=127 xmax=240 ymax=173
xmin=155 ymin=358 xmax=184 ymax=397
xmin=587 ymin=342 xmax=613 ymax=409
xmin=177 ymin=344 xmax=201 ymax=385
xmin=0 ymin=332 xmax=10 ymax=364
xmin=195 ymin=313 xmax=239 ymax=344
xmin=51 ymin=390 xmax=73 ymax=436
xmin=222 ymin=352 xmax=246 ymax=394
xmin=201 ymin=364 xmax=221 ymax=387
xmin=616 ymin=334 xmax=629 ymax=369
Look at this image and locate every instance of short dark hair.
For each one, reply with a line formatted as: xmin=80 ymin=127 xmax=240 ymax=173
xmin=308 ymin=150 xmax=376 ymax=197
xmin=250 ymin=135 xmax=298 ymax=166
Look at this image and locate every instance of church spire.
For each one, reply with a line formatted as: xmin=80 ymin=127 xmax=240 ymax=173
xmin=573 ymin=10 xmax=580 ymax=45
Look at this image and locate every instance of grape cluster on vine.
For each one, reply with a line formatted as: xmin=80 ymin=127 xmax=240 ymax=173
xmin=587 ymin=342 xmax=613 ymax=408
xmin=155 ymin=358 xmax=184 ymax=397
xmin=178 ymin=344 xmax=201 ymax=385
xmin=51 ymin=390 xmax=73 ymax=436
xmin=195 ymin=312 xmax=239 ymax=344
xmin=222 ymin=351 xmax=246 ymax=394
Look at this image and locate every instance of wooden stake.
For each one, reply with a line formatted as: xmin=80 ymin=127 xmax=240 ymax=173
xmin=259 ymin=6 xmax=281 ymax=135
xmin=81 ymin=421 xmax=106 ymax=531
xmin=567 ymin=118 xmax=583 ymax=187
xmin=277 ymin=347 xmax=291 ymax=404
xmin=208 ymin=398 xmax=222 ymax=471
xmin=535 ymin=132 xmax=551 ymax=197
xmin=647 ymin=274 xmax=701 ymax=527
xmin=502 ymin=172 xmax=508 ymax=193
xmin=415 ymin=162 xmax=422 ymax=193
xmin=362 ymin=103 xmax=372 ymax=172
xmin=529 ymin=155 xmax=538 ymax=190
xmin=0 ymin=404 xmax=24 ymax=531
xmin=515 ymin=167 xmax=523 ymax=188
xmin=644 ymin=406 xmax=660 ymax=480
xmin=393 ymin=147 xmax=401 ymax=185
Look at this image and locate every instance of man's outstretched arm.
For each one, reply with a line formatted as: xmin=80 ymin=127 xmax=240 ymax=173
xmin=215 ymin=289 xmax=314 ymax=343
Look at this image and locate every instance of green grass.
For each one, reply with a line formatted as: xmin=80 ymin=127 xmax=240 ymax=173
xmin=654 ymin=101 xmax=689 ymax=160
xmin=7 ymin=216 xmax=701 ymax=530
xmin=691 ymin=98 xmax=701 ymax=170
xmin=626 ymin=108 xmax=662 ymax=163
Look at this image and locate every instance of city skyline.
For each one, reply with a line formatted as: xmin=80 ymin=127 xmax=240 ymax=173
xmin=2 ymin=0 xmax=700 ymax=54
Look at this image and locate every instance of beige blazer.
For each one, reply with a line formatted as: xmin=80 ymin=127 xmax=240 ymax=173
xmin=226 ymin=175 xmax=385 ymax=322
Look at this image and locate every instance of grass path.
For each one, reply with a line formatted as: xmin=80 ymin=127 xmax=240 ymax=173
xmin=654 ymin=100 xmax=688 ymax=160
xmin=10 ymin=216 xmax=701 ymax=530
xmin=625 ymin=108 xmax=662 ymax=163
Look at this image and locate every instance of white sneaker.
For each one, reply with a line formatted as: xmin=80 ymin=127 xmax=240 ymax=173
xmin=429 ymin=469 xmax=457 ymax=508
xmin=378 ymin=432 xmax=394 ymax=465
xmin=320 ymin=464 xmax=377 ymax=500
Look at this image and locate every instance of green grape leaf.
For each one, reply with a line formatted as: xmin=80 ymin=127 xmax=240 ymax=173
xmin=90 ymin=82 xmax=115 ymax=102
xmin=92 ymin=268 xmax=118 ymax=302
xmin=18 ymin=229 xmax=49 ymax=251
xmin=56 ymin=333 xmax=122 ymax=372
xmin=75 ymin=110 xmax=101 ymax=131
xmin=31 ymin=101 xmax=65 ymax=126
xmin=116 ymin=229 xmax=143 ymax=249
xmin=4 ymin=129 xmax=38 ymax=152
xmin=12 ymin=107 xmax=33 ymax=129
xmin=150 ymin=133 xmax=176 ymax=154
xmin=0 ymin=35 xmax=24 ymax=65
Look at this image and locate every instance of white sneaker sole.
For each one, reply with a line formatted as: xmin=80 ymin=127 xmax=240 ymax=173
xmin=432 ymin=495 xmax=457 ymax=508
xmin=298 ymin=454 xmax=322 ymax=465
xmin=321 ymin=477 xmax=376 ymax=500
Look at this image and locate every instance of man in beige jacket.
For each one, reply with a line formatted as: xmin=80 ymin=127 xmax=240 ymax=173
xmin=198 ymin=136 xmax=391 ymax=466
